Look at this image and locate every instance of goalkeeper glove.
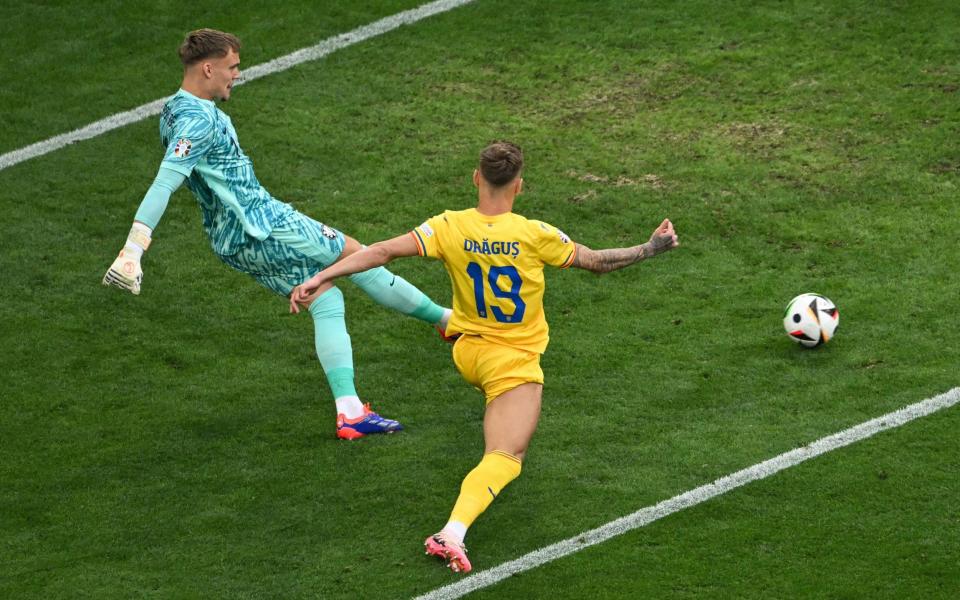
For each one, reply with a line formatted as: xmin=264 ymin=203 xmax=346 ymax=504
xmin=103 ymin=222 xmax=152 ymax=295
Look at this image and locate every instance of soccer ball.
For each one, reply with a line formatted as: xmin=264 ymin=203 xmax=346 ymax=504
xmin=783 ymin=293 xmax=839 ymax=348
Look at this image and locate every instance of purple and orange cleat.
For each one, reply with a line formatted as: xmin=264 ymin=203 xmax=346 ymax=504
xmin=336 ymin=404 xmax=403 ymax=440
xmin=424 ymin=532 xmax=472 ymax=574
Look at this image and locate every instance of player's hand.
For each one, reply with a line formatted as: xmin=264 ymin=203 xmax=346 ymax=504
xmin=289 ymin=274 xmax=325 ymax=314
xmin=102 ymin=250 xmax=144 ymax=295
xmin=641 ymin=218 xmax=679 ymax=258
xmin=289 ymin=286 xmax=305 ymax=314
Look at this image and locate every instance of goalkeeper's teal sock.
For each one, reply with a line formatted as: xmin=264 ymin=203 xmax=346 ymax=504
xmin=308 ymin=287 xmax=363 ymax=418
xmin=348 ymin=267 xmax=446 ymax=325
xmin=328 ymin=370 xmax=363 ymax=419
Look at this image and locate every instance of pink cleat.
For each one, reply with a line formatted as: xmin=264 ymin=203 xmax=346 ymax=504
xmin=424 ymin=532 xmax=472 ymax=573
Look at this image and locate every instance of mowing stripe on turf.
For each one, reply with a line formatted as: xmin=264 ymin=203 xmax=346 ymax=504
xmin=0 ymin=0 xmax=476 ymax=172
xmin=415 ymin=386 xmax=960 ymax=600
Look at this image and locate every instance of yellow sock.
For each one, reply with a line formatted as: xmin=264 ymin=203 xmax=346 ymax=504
xmin=448 ymin=451 xmax=522 ymax=530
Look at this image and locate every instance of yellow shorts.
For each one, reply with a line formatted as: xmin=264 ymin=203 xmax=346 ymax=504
xmin=452 ymin=335 xmax=544 ymax=404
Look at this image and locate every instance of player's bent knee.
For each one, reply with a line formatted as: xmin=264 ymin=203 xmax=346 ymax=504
xmin=337 ymin=235 xmax=363 ymax=260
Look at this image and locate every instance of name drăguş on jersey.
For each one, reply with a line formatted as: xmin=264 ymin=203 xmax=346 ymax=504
xmin=411 ymin=208 xmax=577 ymax=354
xmin=159 ymin=89 xmax=292 ymax=255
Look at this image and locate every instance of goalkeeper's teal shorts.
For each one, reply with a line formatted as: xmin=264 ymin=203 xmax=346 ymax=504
xmin=218 ymin=211 xmax=346 ymax=296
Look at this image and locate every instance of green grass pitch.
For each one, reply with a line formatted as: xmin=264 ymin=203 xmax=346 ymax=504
xmin=2 ymin=1 xmax=958 ymax=598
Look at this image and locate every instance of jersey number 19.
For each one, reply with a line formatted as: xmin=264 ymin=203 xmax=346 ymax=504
xmin=466 ymin=263 xmax=526 ymax=324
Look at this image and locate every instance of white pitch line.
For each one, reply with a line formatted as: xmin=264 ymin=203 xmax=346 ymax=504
xmin=415 ymin=386 xmax=960 ymax=600
xmin=0 ymin=0 xmax=476 ymax=172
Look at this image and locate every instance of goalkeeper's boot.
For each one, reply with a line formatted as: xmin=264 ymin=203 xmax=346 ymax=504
xmin=424 ymin=531 xmax=472 ymax=574
xmin=336 ymin=403 xmax=403 ymax=440
xmin=435 ymin=325 xmax=461 ymax=344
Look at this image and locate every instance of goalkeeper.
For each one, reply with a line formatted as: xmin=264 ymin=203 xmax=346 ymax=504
xmin=104 ymin=29 xmax=451 ymax=439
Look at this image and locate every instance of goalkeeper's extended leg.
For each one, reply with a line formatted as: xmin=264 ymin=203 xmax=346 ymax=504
xmin=348 ymin=266 xmax=452 ymax=334
xmin=309 ymin=287 xmax=402 ymax=439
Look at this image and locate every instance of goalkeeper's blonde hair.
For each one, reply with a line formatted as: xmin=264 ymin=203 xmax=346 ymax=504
xmin=178 ymin=29 xmax=241 ymax=66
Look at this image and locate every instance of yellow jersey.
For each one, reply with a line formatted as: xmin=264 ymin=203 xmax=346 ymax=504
xmin=411 ymin=208 xmax=577 ymax=354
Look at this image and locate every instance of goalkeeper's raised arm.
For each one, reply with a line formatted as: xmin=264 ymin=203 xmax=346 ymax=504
xmin=102 ymin=167 xmax=185 ymax=294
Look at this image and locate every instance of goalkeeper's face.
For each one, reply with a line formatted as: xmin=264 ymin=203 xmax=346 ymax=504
xmin=208 ymin=49 xmax=241 ymax=102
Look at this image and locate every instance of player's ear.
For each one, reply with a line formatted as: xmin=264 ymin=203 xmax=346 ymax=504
xmin=515 ymin=177 xmax=523 ymax=196
xmin=473 ymin=169 xmax=480 ymax=188
xmin=202 ymin=61 xmax=213 ymax=79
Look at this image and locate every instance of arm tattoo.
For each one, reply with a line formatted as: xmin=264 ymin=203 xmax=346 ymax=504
xmin=571 ymin=229 xmax=674 ymax=273
xmin=572 ymin=243 xmax=646 ymax=274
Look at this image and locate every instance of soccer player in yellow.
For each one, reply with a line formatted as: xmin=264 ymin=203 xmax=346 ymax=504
xmin=289 ymin=141 xmax=679 ymax=573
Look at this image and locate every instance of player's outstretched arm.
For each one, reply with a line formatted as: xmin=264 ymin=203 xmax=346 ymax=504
xmin=571 ymin=218 xmax=679 ymax=274
xmin=102 ymin=167 xmax=185 ymax=295
xmin=102 ymin=222 xmax=152 ymax=294
xmin=289 ymin=233 xmax=420 ymax=313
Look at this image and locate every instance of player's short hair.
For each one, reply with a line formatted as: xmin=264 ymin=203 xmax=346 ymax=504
xmin=479 ymin=141 xmax=524 ymax=187
xmin=178 ymin=29 xmax=241 ymax=66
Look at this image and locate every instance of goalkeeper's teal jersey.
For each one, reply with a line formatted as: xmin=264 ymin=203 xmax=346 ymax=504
xmin=159 ymin=89 xmax=293 ymax=255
